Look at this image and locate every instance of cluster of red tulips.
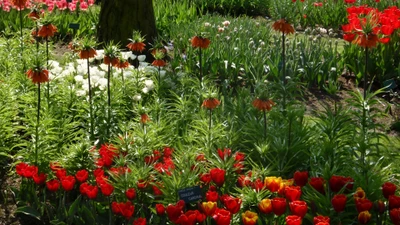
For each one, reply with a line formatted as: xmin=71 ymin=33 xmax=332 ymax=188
xmin=14 ymin=141 xmax=400 ymax=224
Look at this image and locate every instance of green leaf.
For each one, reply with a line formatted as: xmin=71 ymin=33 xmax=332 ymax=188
xmin=81 ymin=205 xmax=95 ymax=224
xmin=16 ymin=206 xmax=41 ymax=221
xmin=67 ymin=195 xmax=81 ymax=223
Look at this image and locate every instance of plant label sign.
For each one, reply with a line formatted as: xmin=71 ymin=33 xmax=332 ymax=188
xmin=178 ymin=186 xmax=202 ymax=203
xmin=69 ymin=23 xmax=80 ymax=30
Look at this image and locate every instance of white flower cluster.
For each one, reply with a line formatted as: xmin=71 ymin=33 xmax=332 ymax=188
xmin=46 ymin=51 xmax=167 ymax=99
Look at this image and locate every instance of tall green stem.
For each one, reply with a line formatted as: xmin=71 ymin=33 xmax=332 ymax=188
xmin=281 ymin=32 xmax=287 ymax=112
xmin=107 ymin=63 xmax=111 ymax=137
xmin=35 ymin=83 xmax=41 ymax=165
xmin=19 ymin=9 xmax=25 ymax=71
xmin=263 ymin=110 xmax=267 ymax=140
xmin=364 ymin=47 xmax=369 ymax=99
xmin=87 ymin=57 xmax=94 ymax=140
xmin=199 ymin=48 xmax=202 ymax=86
xmin=46 ymin=38 xmax=50 ymax=107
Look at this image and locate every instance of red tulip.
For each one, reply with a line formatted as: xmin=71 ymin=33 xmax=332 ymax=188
xmin=156 ymin=204 xmax=165 ymax=215
xmin=16 ymin=162 xmax=28 ymax=176
xmin=329 ymin=175 xmax=353 ymax=193
xmin=206 ymin=190 xmax=219 ymax=202
xmin=355 ymin=198 xmax=373 ymax=213
xmin=126 ymin=188 xmax=136 ymax=200
xmin=55 ymin=169 xmax=67 ymax=180
xmin=75 ymin=169 xmax=89 ymax=183
xmin=294 ymin=171 xmax=309 ymax=187
xmin=289 ymin=200 xmax=308 ymax=218
xmin=272 ymin=197 xmax=287 ymax=216
xmin=217 ymin=148 xmax=231 ymax=160
xmin=200 ymin=173 xmax=212 ymax=185
xmin=166 ymin=200 xmax=185 ymax=223
xmin=285 ymin=186 xmax=302 ymax=202
xmin=375 ymin=200 xmax=385 ymax=214
xmin=23 ymin=165 xmax=38 ymax=178
xmin=100 ymin=183 xmax=114 ymax=196
xmin=46 ymin=179 xmax=60 ymax=192
xmin=221 ymin=194 xmax=242 ymax=214
xmin=390 ymin=208 xmax=400 ymax=225
xmin=286 ymin=215 xmax=302 ymax=225
xmin=382 ymin=182 xmax=397 ymax=199
xmin=33 ymin=172 xmax=47 ymax=185
xmin=309 ymin=177 xmax=325 ymax=194
xmin=85 ymin=184 xmax=98 ymax=199
xmin=61 ymin=175 xmax=76 ymax=191
xmin=332 ymin=194 xmax=347 ymax=212
xmin=389 ymin=195 xmax=400 ymax=210
xmin=313 ymin=215 xmax=330 ymax=224
xmin=210 ymin=168 xmax=226 ymax=187
xmin=212 ymin=208 xmax=231 ymax=225
xmin=133 ymin=217 xmax=146 ymax=225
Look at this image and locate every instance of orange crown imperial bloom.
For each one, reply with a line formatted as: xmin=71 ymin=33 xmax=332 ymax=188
xmin=115 ymin=60 xmax=130 ymax=69
xmin=127 ymin=42 xmax=146 ymax=53
xmin=252 ymin=98 xmax=275 ymax=111
xmin=38 ymin=24 xmax=58 ymax=38
xmin=140 ymin=114 xmax=150 ymax=124
xmin=272 ymin=19 xmax=295 ymax=34
xmin=202 ymin=98 xmax=221 ymax=110
xmin=152 ymin=59 xmax=166 ymax=67
xmin=191 ymin=36 xmax=211 ymax=49
xmin=242 ymin=211 xmax=258 ymax=225
xmin=11 ymin=0 xmax=28 ymax=9
xmin=26 ymin=68 xmax=49 ymax=84
xmin=104 ymin=56 xmax=119 ymax=67
xmin=354 ymin=33 xmax=379 ymax=48
xmin=28 ymin=10 xmax=41 ymax=20
xmin=79 ymin=48 xmax=97 ymax=59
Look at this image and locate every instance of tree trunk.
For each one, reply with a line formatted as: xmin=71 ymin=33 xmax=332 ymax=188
xmin=97 ymin=0 xmax=157 ymax=48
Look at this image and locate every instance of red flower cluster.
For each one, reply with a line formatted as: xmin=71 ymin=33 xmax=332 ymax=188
xmin=329 ymin=175 xmax=354 ymax=192
xmin=112 ymin=201 xmax=135 ymax=219
xmin=144 ymin=147 xmax=175 ymax=176
xmin=16 ymin=162 xmax=47 ymax=185
xmin=342 ymin=6 xmax=400 ymax=48
xmin=96 ymin=144 xmax=119 ymax=168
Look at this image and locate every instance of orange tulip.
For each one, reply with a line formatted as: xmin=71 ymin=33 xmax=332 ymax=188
xmin=264 ymin=176 xmax=282 ymax=193
xmin=201 ymin=201 xmax=217 ymax=216
xmin=242 ymin=211 xmax=258 ymax=225
xmin=258 ymin=199 xmax=273 ymax=214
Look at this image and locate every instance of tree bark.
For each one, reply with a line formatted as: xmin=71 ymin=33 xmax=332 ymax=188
xmin=97 ymin=0 xmax=157 ymax=48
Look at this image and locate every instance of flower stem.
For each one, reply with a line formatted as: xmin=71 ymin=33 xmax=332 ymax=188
xmin=263 ymin=110 xmax=267 ymax=140
xmin=281 ymin=32 xmax=286 ymax=84
xmin=107 ymin=63 xmax=111 ymax=137
xmin=35 ymin=83 xmax=41 ymax=165
xmin=199 ymin=48 xmax=202 ymax=86
xmin=19 ymin=8 xmax=25 ymax=71
xmin=364 ymin=47 xmax=369 ymax=99
xmin=87 ymin=58 xmax=94 ymax=140
xmin=46 ymin=37 xmax=50 ymax=107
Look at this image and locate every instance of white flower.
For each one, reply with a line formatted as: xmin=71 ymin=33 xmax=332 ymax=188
xmin=231 ymin=63 xmax=236 ymax=69
xmin=99 ymin=64 xmax=108 ymax=71
xmin=76 ymin=90 xmax=86 ymax=96
xmin=97 ymin=78 xmax=108 ymax=90
xmin=121 ymin=51 xmax=135 ymax=60
xmin=234 ymin=47 xmax=239 ymax=51
xmin=264 ymin=65 xmax=270 ymax=73
xmin=224 ymin=60 xmax=228 ymax=69
xmin=74 ymin=75 xmax=84 ymax=83
xmin=133 ymin=94 xmax=141 ymax=101
xmin=218 ymin=27 xmax=224 ymax=33
xmin=297 ymin=68 xmax=305 ymax=73
xmin=142 ymin=87 xmax=149 ymax=94
xmin=138 ymin=55 xmax=146 ymax=62
xmin=319 ymin=28 xmax=327 ymax=34
xmin=222 ymin=20 xmax=230 ymax=26
xmin=144 ymin=79 xmax=154 ymax=90
xmin=204 ymin=22 xmax=211 ymax=27
xmin=95 ymin=50 xmax=104 ymax=60
xmin=330 ymin=67 xmax=337 ymax=72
